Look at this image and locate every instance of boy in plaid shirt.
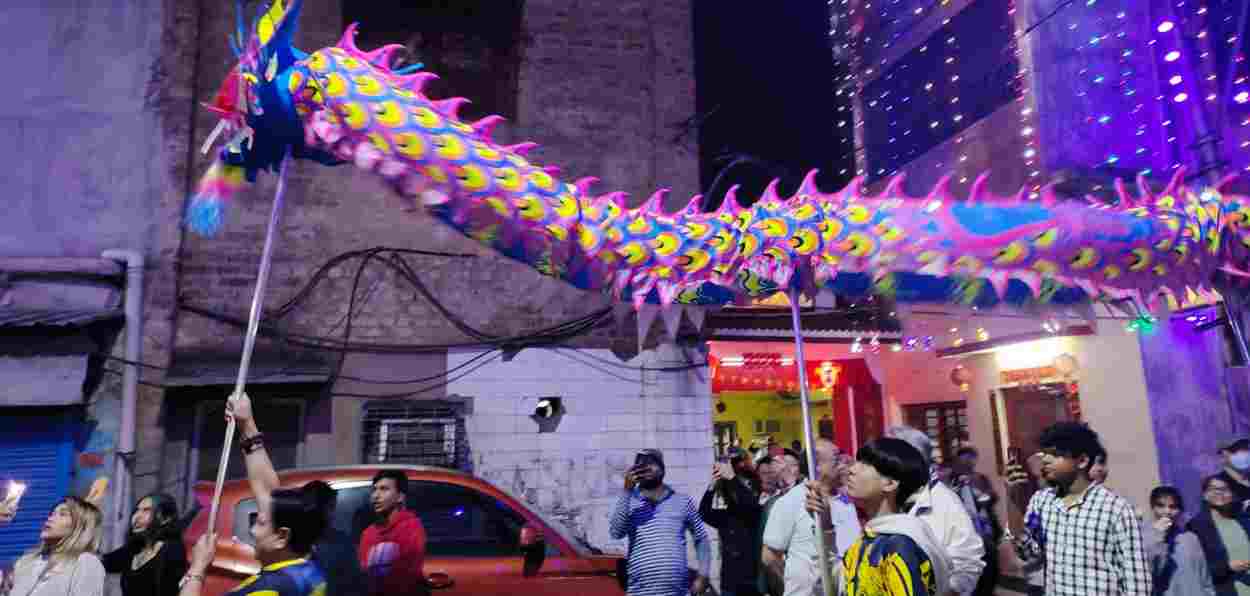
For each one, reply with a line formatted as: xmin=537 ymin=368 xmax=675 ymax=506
xmin=1006 ymin=422 xmax=1151 ymax=596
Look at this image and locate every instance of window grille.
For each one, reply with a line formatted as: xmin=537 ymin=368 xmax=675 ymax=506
xmin=362 ymin=400 xmax=469 ymax=470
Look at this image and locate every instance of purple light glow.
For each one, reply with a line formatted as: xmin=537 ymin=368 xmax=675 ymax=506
xmin=1174 ymin=92 xmax=1189 ymax=102
xmin=1237 ymin=91 xmax=1250 ymax=104
xmin=1157 ymin=21 xmax=1175 ymax=33
xmin=1165 ymin=50 xmax=1181 ymax=62
xmin=1169 ymin=75 xmax=1183 ymax=85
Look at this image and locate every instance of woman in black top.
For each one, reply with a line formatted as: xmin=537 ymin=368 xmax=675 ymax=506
xmin=102 ymin=493 xmax=190 ymax=596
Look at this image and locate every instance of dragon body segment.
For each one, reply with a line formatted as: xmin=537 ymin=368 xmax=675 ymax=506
xmin=190 ymin=0 xmax=1250 ymax=310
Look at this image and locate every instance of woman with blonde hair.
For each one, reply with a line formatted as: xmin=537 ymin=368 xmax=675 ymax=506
xmin=5 ymin=496 xmax=106 ymax=596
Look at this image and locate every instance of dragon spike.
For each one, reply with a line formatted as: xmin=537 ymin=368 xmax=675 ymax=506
xmin=842 ymin=176 xmax=868 ymax=201
xmin=470 ymin=115 xmax=506 ymax=140
xmin=682 ymin=194 xmax=705 ymax=215
xmin=432 ymin=97 xmax=470 ymax=119
xmin=760 ymin=178 xmax=783 ymax=203
xmin=1039 ymin=182 xmax=1061 ymax=207
xmin=1010 ymin=185 xmax=1028 ymax=204
xmin=986 ymin=270 xmax=1010 ymax=299
xmin=1163 ymin=166 xmax=1188 ymax=198
xmin=796 ymin=169 xmax=821 ymax=197
xmin=399 ymin=71 xmax=438 ymax=95
xmin=883 ymin=173 xmax=907 ymax=199
xmin=722 ymin=185 xmax=746 ymax=211
xmin=574 ymin=177 xmax=599 ymax=196
xmin=927 ymin=174 xmax=954 ymax=201
xmin=1114 ymin=178 xmax=1136 ymax=208
xmin=642 ymin=189 xmax=670 ymax=214
xmin=363 ymin=43 xmax=406 ymax=67
xmin=968 ymin=172 xmax=993 ymax=203
xmin=592 ymin=191 xmax=629 ymax=215
xmin=542 ymin=165 xmax=561 ymax=176
xmin=337 ymin=22 xmax=362 ymax=53
xmin=503 ymin=142 xmax=538 ymax=156
xmin=1135 ymin=173 xmax=1155 ymax=202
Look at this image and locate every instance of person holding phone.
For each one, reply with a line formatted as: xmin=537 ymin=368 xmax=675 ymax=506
xmin=700 ymin=449 xmax=763 ymax=596
xmin=1005 ymin=422 xmax=1150 ymax=596
xmin=610 ymin=449 xmax=711 ymax=596
xmin=1 ymin=480 xmax=25 ymax=524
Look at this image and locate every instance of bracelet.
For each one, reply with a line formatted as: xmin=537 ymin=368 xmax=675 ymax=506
xmin=179 ymin=573 xmax=204 ymax=588
xmin=240 ymin=433 xmax=265 ymax=454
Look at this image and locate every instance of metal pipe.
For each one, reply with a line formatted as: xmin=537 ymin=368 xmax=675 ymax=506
xmin=207 ymin=150 xmax=291 ymax=533
xmin=788 ymin=287 xmax=835 ymax=596
xmin=100 ymin=248 xmax=144 ymax=549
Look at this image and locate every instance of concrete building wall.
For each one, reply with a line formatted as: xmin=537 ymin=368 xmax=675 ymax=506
xmin=446 ymin=345 xmax=714 ymax=554
xmin=0 ymin=0 xmax=198 ymax=547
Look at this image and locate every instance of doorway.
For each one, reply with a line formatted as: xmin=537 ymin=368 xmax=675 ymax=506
xmin=990 ymin=382 xmax=1075 ymax=474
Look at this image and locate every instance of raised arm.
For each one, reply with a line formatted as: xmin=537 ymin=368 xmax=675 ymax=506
xmin=609 ymin=489 xmax=634 ymax=540
xmin=227 ymin=392 xmax=281 ymax=513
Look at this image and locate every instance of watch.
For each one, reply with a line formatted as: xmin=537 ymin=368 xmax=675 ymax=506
xmin=179 ymin=573 xmax=205 ymax=589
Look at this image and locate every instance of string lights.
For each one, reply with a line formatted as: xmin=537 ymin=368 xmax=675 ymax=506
xmin=827 ymin=0 xmax=1250 ymax=189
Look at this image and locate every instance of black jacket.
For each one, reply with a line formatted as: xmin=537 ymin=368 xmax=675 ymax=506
xmin=102 ymin=539 xmax=188 ymax=596
xmin=1187 ymin=507 xmax=1250 ymax=596
xmin=699 ymin=477 xmax=762 ymax=593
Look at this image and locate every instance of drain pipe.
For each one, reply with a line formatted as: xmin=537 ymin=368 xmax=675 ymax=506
xmin=102 ymin=249 xmax=144 ymax=549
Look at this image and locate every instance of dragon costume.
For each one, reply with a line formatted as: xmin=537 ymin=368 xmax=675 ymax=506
xmin=188 ymin=0 xmax=1250 ymax=312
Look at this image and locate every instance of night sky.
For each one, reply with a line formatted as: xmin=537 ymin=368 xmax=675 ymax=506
xmin=693 ymin=1 xmax=855 ymax=209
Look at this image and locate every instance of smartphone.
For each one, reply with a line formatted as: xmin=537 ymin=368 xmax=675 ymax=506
xmin=4 ymin=480 xmax=27 ymax=508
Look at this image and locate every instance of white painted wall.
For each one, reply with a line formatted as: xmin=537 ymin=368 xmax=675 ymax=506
xmin=446 ymin=345 xmax=716 ymax=555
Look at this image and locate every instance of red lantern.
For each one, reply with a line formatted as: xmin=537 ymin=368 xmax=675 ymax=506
xmin=950 ymin=365 xmax=972 ymax=391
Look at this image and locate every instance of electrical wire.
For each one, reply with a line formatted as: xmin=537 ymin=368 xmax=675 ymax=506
xmin=329 ymin=351 xmax=504 ymax=399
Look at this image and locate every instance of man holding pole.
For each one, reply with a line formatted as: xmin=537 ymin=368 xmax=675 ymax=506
xmin=763 ymin=438 xmax=861 ymax=596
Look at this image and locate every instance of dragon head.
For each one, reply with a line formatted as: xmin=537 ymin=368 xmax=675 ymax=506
xmin=187 ymin=0 xmax=332 ymax=235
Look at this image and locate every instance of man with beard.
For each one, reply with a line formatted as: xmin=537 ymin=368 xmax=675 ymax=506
xmin=701 ymin=448 xmax=764 ymax=596
xmin=358 ymin=470 xmax=428 ymax=596
xmin=611 ymin=449 xmax=712 ymax=596
xmin=1006 ymin=422 xmax=1151 ymax=595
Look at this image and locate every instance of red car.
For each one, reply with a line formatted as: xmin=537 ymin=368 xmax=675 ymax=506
xmin=184 ymin=465 xmax=624 ymax=596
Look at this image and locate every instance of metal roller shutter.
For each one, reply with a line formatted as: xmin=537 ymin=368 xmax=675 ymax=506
xmin=0 ymin=408 xmax=75 ymax=567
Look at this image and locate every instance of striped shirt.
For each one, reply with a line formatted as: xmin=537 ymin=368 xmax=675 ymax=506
xmin=610 ymin=487 xmax=711 ymax=596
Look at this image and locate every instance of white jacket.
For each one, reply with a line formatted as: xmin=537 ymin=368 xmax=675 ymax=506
xmin=908 ymin=481 xmax=987 ymax=595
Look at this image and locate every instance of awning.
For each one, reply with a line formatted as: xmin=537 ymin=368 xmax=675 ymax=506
xmin=0 ymin=307 xmax=124 ymax=406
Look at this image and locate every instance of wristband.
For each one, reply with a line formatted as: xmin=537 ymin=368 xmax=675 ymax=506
xmin=240 ymin=433 xmax=265 ymax=454
xmin=179 ymin=573 xmax=204 ymax=588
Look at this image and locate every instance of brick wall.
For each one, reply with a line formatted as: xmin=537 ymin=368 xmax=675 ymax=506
xmin=155 ymin=0 xmax=699 ymax=501
xmin=445 ymin=344 xmax=723 ymax=580
xmin=172 ymin=0 xmax=696 ymax=358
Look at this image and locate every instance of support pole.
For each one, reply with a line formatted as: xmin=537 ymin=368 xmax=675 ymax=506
xmin=788 ymin=287 xmax=835 ymax=596
xmin=206 ymin=151 xmax=292 ymax=534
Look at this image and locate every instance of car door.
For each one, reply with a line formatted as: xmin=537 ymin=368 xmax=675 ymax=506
xmin=409 ymin=480 xmax=615 ymax=596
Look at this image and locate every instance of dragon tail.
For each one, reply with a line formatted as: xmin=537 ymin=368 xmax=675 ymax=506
xmin=186 ymin=159 xmax=248 ymax=236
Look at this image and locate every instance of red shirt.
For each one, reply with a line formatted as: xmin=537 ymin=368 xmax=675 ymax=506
xmin=358 ymin=509 xmax=427 ymax=595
